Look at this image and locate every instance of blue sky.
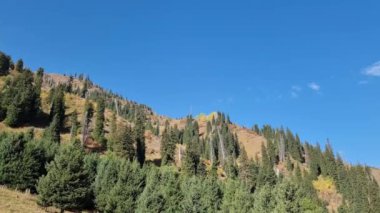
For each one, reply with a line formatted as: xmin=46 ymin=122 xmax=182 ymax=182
xmin=1 ymin=0 xmax=380 ymax=167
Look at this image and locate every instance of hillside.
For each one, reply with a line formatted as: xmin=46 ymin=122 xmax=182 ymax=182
xmin=0 ymin=71 xmax=267 ymax=163
xmin=0 ymin=53 xmax=379 ymax=213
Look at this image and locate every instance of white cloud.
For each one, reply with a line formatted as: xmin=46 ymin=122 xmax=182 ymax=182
xmin=290 ymin=85 xmax=302 ymax=98
xmin=308 ymin=82 xmax=320 ymax=91
xmin=363 ymin=61 xmax=380 ymax=77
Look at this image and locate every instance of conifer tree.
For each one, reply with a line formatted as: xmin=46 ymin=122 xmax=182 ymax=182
xmin=180 ymin=177 xmax=221 ymax=212
xmin=222 ymin=179 xmax=254 ymax=212
xmin=93 ymin=98 xmax=106 ymax=145
xmin=44 ymin=115 xmax=61 ymax=143
xmin=257 ymin=143 xmax=276 ymax=187
xmin=34 ymin=67 xmax=44 ymax=114
xmin=161 ymin=123 xmax=176 ymax=165
xmin=70 ymin=111 xmax=78 ymax=142
xmin=137 ymin=167 xmax=182 ymax=212
xmin=37 ymin=144 xmax=92 ymax=212
xmin=105 ymin=160 xmax=146 ymax=212
xmin=114 ymin=125 xmax=135 ymax=160
xmin=135 ymin=112 xmax=146 ymax=166
xmin=0 ymin=51 xmax=11 ymax=75
xmin=108 ymin=112 xmax=117 ymax=150
xmin=15 ymin=59 xmax=23 ymax=72
xmin=182 ymin=138 xmax=201 ymax=176
xmin=49 ymin=87 xmax=65 ymax=130
xmin=0 ymin=134 xmax=46 ymax=192
xmin=81 ymin=99 xmax=94 ymax=145
xmin=2 ymin=71 xmax=39 ymax=126
xmin=94 ymin=154 xmax=121 ymax=211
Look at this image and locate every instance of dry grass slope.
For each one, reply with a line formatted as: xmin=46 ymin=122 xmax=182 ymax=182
xmin=0 ymin=187 xmax=62 ymax=213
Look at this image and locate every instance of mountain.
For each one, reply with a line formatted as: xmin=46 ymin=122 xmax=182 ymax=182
xmin=0 ymin=51 xmax=379 ymax=213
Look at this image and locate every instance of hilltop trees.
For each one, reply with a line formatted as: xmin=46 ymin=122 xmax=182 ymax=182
xmin=15 ymin=59 xmax=24 ymax=72
xmin=0 ymin=51 xmax=11 ymax=75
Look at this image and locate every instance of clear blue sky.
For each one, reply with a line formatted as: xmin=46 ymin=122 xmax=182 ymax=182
xmin=1 ymin=0 xmax=379 ymax=167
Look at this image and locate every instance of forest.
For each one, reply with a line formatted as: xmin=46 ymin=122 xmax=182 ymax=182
xmin=0 ymin=50 xmax=380 ymax=212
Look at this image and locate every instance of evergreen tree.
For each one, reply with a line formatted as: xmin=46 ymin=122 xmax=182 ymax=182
xmin=108 ymin=112 xmax=117 ymax=151
xmin=180 ymin=176 xmax=222 ymax=212
xmin=0 ymin=134 xmax=46 ymax=192
xmin=222 ymin=179 xmax=254 ymax=212
xmin=83 ymin=153 xmax=99 ymax=209
xmin=2 ymin=71 xmax=39 ymax=126
xmin=253 ymin=184 xmax=274 ymax=213
xmin=257 ymin=144 xmax=276 ymax=187
xmin=182 ymin=138 xmax=201 ymax=176
xmin=137 ymin=166 xmax=182 ymax=212
xmin=0 ymin=51 xmax=11 ymax=75
xmin=70 ymin=111 xmax=78 ymax=142
xmin=93 ymin=98 xmax=106 ymax=145
xmin=15 ymin=59 xmax=23 ymax=72
xmin=113 ymin=125 xmax=135 ymax=160
xmin=94 ymin=154 xmax=121 ymax=212
xmin=161 ymin=123 xmax=177 ymax=165
xmin=37 ymin=144 xmax=92 ymax=212
xmin=43 ymin=115 xmax=61 ymax=143
xmin=135 ymin=112 xmax=146 ymax=166
xmin=49 ymin=86 xmax=65 ymax=130
xmin=81 ymin=99 xmax=94 ymax=145
xmin=105 ymin=160 xmax=146 ymax=212
xmin=34 ymin=67 xmax=44 ymax=114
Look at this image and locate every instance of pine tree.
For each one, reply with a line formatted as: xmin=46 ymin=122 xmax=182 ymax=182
xmin=108 ymin=112 xmax=118 ymax=151
xmin=49 ymin=86 xmax=65 ymax=130
xmin=135 ymin=112 xmax=146 ymax=166
xmin=43 ymin=115 xmax=61 ymax=143
xmin=137 ymin=167 xmax=182 ymax=212
xmin=15 ymin=59 xmax=23 ymax=72
xmin=70 ymin=111 xmax=78 ymax=142
xmin=113 ymin=125 xmax=135 ymax=160
xmin=34 ymin=67 xmax=44 ymax=115
xmin=105 ymin=160 xmax=146 ymax=212
xmin=0 ymin=134 xmax=46 ymax=192
xmin=238 ymin=147 xmax=252 ymax=184
xmin=257 ymin=143 xmax=276 ymax=187
xmin=0 ymin=51 xmax=11 ymax=75
xmin=181 ymin=176 xmax=222 ymax=212
xmin=81 ymin=99 xmax=94 ymax=145
xmin=93 ymin=98 xmax=106 ymax=145
xmin=2 ymin=71 xmax=39 ymax=126
xmin=94 ymin=154 xmax=121 ymax=212
xmin=253 ymin=184 xmax=274 ymax=212
xmin=161 ymin=123 xmax=176 ymax=165
xmin=37 ymin=144 xmax=92 ymax=212
xmin=182 ymin=138 xmax=201 ymax=176
xmin=222 ymin=179 xmax=254 ymax=212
